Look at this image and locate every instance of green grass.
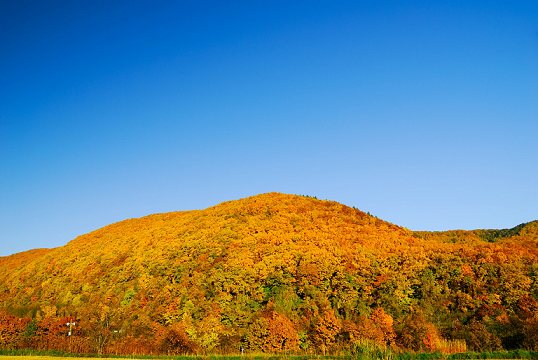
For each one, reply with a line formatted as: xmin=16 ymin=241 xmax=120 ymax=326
xmin=395 ymin=351 xmax=538 ymax=359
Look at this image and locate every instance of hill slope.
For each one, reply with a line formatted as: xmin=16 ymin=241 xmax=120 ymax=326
xmin=0 ymin=193 xmax=422 ymax=309
xmin=1 ymin=193 xmax=537 ymax=354
xmin=416 ymin=220 xmax=538 ymax=245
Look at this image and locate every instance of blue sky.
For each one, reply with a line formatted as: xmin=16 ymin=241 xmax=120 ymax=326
xmin=1 ymin=0 xmax=537 ymax=256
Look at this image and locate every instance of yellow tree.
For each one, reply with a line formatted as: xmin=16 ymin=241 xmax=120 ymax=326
xmin=313 ymin=309 xmax=341 ymax=355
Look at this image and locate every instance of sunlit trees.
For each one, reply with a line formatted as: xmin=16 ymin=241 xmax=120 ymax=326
xmin=313 ymin=309 xmax=341 ymax=354
xmin=80 ymin=296 xmax=124 ymax=355
xmin=0 ymin=193 xmax=537 ymax=355
xmin=0 ymin=310 xmax=29 ymax=350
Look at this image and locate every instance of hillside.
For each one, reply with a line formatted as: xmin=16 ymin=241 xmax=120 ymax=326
xmin=416 ymin=220 xmax=538 ymax=244
xmin=1 ymin=193 xmax=537 ymax=355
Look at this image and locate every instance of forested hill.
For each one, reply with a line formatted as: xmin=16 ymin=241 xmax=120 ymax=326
xmin=415 ymin=220 xmax=538 ymax=245
xmin=0 ymin=192 xmax=422 ymax=309
xmin=1 ymin=193 xmax=537 ymax=355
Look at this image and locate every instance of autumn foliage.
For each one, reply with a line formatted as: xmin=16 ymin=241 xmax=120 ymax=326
xmin=0 ymin=193 xmax=537 ymax=355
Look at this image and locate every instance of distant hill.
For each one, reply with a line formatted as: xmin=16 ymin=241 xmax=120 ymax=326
xmin=1 ymin=193 xmax=537 ymax=355
xmin=415 ymin=220 xmax=538 ymax=244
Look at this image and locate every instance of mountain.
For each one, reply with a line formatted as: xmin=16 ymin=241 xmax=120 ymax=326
xmin=416 ymin=220 xmax=538 ymax=245
xmin=0 ymin=193 xmax=537 ymax=355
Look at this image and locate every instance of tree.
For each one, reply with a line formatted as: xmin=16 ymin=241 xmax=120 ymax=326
xmin=246 ymin=312 xmax=298 ymax=353
xmin=313 ymin=309 xmax=341 ymax=354
xmin=156 ymin=322 xmax=197 ymax=355
xmin=0 ymin=310 xmax=30 ymax=350
xmin=397 ymin=310 xmax=441 ymax=352
xmin=81 ymin=298 xmax=123 ymax=354
xmin=263 ymin=312 xmax=298 ymax=352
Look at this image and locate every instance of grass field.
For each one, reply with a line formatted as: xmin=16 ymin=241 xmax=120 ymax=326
xmin=0 ymin=357 xmax=127 ymax=360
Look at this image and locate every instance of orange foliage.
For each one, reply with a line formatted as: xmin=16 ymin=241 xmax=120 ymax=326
xmin=0 ymin=310 xmax=30 ymax=350
xmin=156 ymin=323 xmax=198 ymax=355
xmin=341 ymin=308 xmax=396 ymax=348
xmin=0 ymin=193 xmax=536 ymax=354
xmin=264 ymin=312 xmax=299 ymax=352
xmin=397 ymin=311 xmax=442 ymax=352
xmin=370 ymin=308 xmax=396 ymax=344
xmin=313 ymin=309 xmax=341 ymax=354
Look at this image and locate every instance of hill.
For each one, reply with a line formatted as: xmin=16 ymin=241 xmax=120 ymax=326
xmin=415 ymin=220 xmax=538 ymax=244
xmin=0 ymin=193 xmax=537 ymax=355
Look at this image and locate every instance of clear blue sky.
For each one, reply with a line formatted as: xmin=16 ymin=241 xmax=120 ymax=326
xmin=1 ymin=0 xmax=537 ymax=256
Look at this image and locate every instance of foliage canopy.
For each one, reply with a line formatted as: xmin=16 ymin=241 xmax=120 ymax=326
xmin=1 ymin=193 xmax=537 ymax=355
